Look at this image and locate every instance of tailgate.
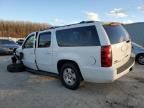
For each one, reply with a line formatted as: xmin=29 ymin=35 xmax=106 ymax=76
xmin=111 ymin=41 xmax=131 ymax=68
xmin=103 ymin=23 xmax=132 ymax=68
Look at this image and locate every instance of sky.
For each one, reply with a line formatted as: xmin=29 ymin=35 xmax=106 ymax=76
xmin=0 ymin=0 xmax=144 ymax=26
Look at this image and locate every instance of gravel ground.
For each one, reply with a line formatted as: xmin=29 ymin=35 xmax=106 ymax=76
xmin=0 ymin=56 xmax=144 ymax=108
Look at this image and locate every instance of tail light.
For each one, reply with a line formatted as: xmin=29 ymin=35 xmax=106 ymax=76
xmin=101 ymin=45 xmax=112 ymax=67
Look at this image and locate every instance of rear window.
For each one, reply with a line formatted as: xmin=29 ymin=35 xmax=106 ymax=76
xmin=56 ymin=26 xmax=100 ymax=47
xmin=103 ymin=25 xmax=130 ymax=44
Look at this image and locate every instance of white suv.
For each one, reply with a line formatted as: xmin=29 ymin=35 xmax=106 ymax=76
xmin=15 ymin=21 xmax=135 ymax=90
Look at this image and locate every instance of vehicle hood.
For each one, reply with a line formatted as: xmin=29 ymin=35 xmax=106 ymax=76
xmin=133 ymin=42 xmax=144 ymax=49
xmin=132 ymin=44 xmax=144 ymax=54
xmin=133 ymin=45 xmax=144 ymax=51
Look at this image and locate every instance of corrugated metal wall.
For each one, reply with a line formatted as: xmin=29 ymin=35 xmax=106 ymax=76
xmin=124 ymin=23 xmax=144 ymax=47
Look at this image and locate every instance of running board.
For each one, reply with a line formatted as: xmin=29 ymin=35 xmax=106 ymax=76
xmin=25 ymin=67 xmax=59 ymax=78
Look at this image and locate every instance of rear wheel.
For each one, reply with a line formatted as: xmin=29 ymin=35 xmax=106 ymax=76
xmin=136 ymin=54 xmax=144 ymax=65
xmin=60 ymin=63 xmax=81 ymax=90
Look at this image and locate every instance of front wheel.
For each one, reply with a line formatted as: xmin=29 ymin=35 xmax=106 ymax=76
xmin=60 ymin=63 xmax=81 ymax=90
xmin=7 ymin=63 xmax=25 ymax=72
xmin=136 ymin=54 xmax=144 ymax=65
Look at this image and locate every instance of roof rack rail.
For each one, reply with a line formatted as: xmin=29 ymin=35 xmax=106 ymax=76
xmin=40 ymin=21 xmax=96 ymax=31
xmin=39 ymin=26 xmax=57 ymax=31
xmin=53 ymin=21 xmax=96 ymax=28
xmin=79 ymin=21 xmax=95 ymax=24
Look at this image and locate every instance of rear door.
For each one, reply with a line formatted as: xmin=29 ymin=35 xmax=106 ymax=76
xmin=103 ymin=24 xmax=131 ymax=68
xmin=35 ymin=31 xmax=53 ymax=72
xmin=22 ymin=33 xmax=37 ymax=70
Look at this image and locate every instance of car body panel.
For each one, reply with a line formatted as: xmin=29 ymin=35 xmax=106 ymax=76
xmin=35 ymin=30 xmax=53 ymax=72
xmin=132 ymin=42 xmax=144 ymax=55
xmin=0 ymin=39 xmax=19 ymax=54
xmin=21 ymin=32 xmax=37 ymax=70
xmin=15 ymin=21 xmax=135 ymax=83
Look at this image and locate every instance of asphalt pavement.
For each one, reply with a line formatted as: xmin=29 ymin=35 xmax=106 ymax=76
xmin=0 ymin=56 xmax=144 ymax=108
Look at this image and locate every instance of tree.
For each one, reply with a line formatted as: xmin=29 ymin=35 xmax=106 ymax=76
xmin=0 ymin=20 xmax=49 ymax=38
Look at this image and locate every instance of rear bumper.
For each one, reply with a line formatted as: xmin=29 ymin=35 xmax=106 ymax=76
xmin=81 ymin=57 xmax=135 ymax=83
xmin=117 ymin=57 xmax=135 ymax=74
xmin=113 ymin=57 xmax=135 ymax=80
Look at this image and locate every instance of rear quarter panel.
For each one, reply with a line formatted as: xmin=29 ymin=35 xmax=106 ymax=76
xmin=51 ymin=23 xmax=102 ymax=74
xmin=52 ymin=47 xmax=101 ymax=74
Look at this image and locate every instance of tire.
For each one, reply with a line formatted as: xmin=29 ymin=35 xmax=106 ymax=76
xmin=60 ymin=62 xmax=81 ymax=90
xmin=136 ymin=54 xmax=144 ymax=65
xmin=7 ymin=63 xmax=25 ymax=72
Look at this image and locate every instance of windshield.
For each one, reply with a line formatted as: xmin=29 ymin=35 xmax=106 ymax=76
xmin=0 ymin=39 xmax=16 ymax=45
xmin=103 ymin=25 xmax=130 ymax=44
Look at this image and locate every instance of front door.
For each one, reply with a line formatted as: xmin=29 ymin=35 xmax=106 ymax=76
xmin=35 ymin=31 xmax=53 ymax=72
xmin=22 ymin=33 xmax=37 ymax=70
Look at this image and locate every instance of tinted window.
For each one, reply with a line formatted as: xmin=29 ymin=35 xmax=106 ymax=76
xmin=23 ymin=35 xmax=35 ymax=48
xmin=103 ymin=25 xmax=130 ymax=44
xmin=56 ymin=26 xmax=100 ymax=47
xmin=38 ymin=32 xmax=51 ymax=48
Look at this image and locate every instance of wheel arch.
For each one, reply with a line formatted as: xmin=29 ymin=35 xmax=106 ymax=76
xmin=57 ymin=59 xmax=84 ymax=80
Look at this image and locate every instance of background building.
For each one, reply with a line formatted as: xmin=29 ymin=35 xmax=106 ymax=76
xmin=124 ymin=22 xmax=144 ymax=46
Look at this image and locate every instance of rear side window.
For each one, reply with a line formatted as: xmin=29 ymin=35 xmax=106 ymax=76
xmin=56 ymin=26 xmax=100 ymax=47
xmin=103 ymin=25 xmax=130 ymax=44
xmin=38 ymin=32 xmax=51 ymax=48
